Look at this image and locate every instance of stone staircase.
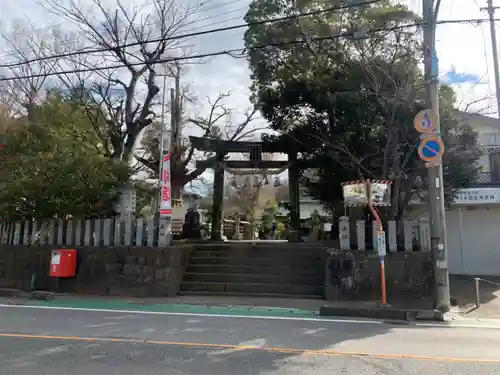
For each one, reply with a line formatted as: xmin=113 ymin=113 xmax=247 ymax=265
xmin=180 ymin=243 xmax=325 ymax=299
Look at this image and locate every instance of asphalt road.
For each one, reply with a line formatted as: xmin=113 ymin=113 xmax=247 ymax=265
xmin=0 ymin=305 xmax=500 ymax=374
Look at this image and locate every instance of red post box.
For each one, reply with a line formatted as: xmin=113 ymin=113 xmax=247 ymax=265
xmin=49 ymin=249 xmax=77 ymax=277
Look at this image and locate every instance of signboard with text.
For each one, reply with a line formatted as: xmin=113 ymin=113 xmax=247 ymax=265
xmin=455 ymin=188 xmax=500 ymax=204
xmin=342 ymin=182 xmax=391 ymax=206
xmin=159 ymin=152 xmax=172 ymax=217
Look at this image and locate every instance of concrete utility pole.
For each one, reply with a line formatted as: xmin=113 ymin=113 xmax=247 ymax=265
xmin=157 ymin=70 xmax=173 ymax=246
xmin=422 ymin=0 xmax=451 ymax=312
xmin=482 ymin=0 xmax=500 ymax=118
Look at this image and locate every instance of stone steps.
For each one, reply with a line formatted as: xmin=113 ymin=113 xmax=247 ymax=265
xmin=178 ymin=290 xmax=323 ymax=299
xmin=190 ymin=249 xmax=321 ymax=259
xmin=183 ymin=272 xmax=323 ymax=285
xmin=188 ymin=256 xmax=321 ymax=267
xmin=180 ymin=281 xmax=324 ymax=296
xmin=186 ymin=264 xmax=320 ymax=276
xmin=180 ymin=244 xmax=325 ymax=299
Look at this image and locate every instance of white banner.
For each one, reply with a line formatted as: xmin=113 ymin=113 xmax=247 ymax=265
xmin=159 ymin=152 xmax=172 ymax=217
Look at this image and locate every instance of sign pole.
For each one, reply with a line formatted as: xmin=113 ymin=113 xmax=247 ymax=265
xmin=366 ymin=179 xmax=387 ymax=306
xmin=422 ymin=0 xmax=451 ymax=312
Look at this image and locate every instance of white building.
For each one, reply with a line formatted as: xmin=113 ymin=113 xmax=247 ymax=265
xmin=443 ymin=111 xmax=500 ymax=276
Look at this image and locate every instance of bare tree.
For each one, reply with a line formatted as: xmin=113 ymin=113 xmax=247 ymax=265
xmin=0 ymin=20 xmax=65 ymax=120
xmin=135 ymin=71 xmax=267 ymax=200
xmin=41 ymin=0 xmax=201 ymax=162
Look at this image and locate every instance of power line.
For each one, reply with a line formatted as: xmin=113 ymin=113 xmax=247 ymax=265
xmin=0 ymin=17 xmax=493 ymax=81
xmin=0 ymin=0 xmax=384 ymax=69
xmin=0 ymin=0 xmax=247 ymax=62
xmin=0 ymin=22 xmax=422 ymax=82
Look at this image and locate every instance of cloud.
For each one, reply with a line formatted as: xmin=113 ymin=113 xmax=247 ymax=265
xmin=443 ymin=66 xmax=482 ymax=85
xmin=403 ymin=0 xmax=496 ymax=114
xmin=2 ymin=1 xmax=497 ymax=118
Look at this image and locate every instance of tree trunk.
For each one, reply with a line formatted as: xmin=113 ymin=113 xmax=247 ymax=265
xmin=171 ymin=182 xmax=183 ymax=206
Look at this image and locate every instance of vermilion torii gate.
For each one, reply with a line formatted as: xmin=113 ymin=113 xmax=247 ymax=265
xmin=189 ymin=136 xmax=304 ymax=242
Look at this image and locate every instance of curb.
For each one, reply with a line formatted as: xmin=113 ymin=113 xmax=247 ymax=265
xmin=0 ymin=288 xmax=54 ymax=301
xmin=319 ymin=305 xmax=444 ymax=321
xmin=0 ymin=288 xmax=25 ymax=298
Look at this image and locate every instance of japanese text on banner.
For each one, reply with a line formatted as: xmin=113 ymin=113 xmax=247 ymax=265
xmin=159 ymin=153 xmax=172 ymax=217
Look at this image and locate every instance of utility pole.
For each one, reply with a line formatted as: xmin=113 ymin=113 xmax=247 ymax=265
xmin=422 ymin=0 xmax=451 ymax=312
xmin=482 ymin=0 xmax=500 ymax=118
xmin=157 ymin=69 xmax=173 ymax=246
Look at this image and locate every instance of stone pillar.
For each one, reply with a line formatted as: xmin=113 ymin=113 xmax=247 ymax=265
xmin=287 ymin=152 xmax=301 ymax=242
xmin=419 ymin=217 xmax=431 ymax=252
xmin=356 ymin=220 xmax=365 ymax=251
xmin=403 ymin=220 xmax=413 ymax=252
xmin=388 ymin=220 xmax=397 ymax=252
xmin=211 ymin=155 xmax=224 ymax=240
xmin=232 ymin=214 xmax=242 ymax=240
xmin=339 ymin=216 xmax=350 ymax=250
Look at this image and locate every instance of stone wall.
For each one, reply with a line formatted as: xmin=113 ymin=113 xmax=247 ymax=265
xmin=324 ymin=250 xmax=434 ymax=308
xmin=0 ymin=244 xmax=193 ymax=297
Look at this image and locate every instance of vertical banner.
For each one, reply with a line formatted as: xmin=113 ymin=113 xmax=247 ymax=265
xmin=159 ymin=152 xmax=172 ymax=217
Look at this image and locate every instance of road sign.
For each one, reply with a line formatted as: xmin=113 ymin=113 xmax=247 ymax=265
xmin=376 ymin=231 xmax=386 ymax=257
xmin=418 ymin=135 xmax=444 ymax=162
xmin=414 ymin=109 xmax=437 ymax=133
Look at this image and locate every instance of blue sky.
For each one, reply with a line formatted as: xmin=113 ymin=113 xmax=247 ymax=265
xmin=444 ymin=66 xmax=482 ymax=85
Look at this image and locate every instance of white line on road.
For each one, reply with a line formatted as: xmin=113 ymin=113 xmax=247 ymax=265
xmin=0 ymin=303 xmax=499 ymax=329
xmin=85 ymin=322 xmax=117 ymax=328
xmin=0 ymin=304 xmax=383 ymax=324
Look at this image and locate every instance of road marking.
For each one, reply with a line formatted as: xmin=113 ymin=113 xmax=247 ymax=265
xmin=1 ymin=303 xmax=500 ymax=330
xmin=0 ymin=304 xmax=384 ymax=325
xmin=85 ymin=322 xmax=117 ymax=328
xmin=0 ymin=332 xmax=499 ymax=364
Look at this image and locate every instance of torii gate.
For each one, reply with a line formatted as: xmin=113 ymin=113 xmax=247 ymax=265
xmin=189 ymin=136 xmax=304 ymax=241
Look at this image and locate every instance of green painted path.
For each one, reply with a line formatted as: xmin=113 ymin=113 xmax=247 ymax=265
xmin=23 ymin=298 xmax=319 ymax=318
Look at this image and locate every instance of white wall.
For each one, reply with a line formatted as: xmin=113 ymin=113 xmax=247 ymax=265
xmin=447 ymin=206 xmax=500 ymax=276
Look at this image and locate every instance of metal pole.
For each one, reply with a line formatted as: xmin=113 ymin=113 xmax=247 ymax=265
xmin=366 ymin=180 xmax=387 ymax=306
xmin=474 ymin=277 xmax=481 ymax=308
xmin=482 ymin=0 xmax=500 ymax=118
xmin=423 ymin=0 xmax=451 ymax=312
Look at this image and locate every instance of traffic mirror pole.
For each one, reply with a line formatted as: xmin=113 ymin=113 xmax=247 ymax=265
xmin=366 ymin=179 xmax=387 ymax=306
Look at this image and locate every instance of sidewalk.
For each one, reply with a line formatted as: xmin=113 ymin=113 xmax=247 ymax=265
xmin=450 ymin=275 xmax=500 ymax=318
xmin=1 ymin=274 xmax=499 ymax=322
xmin=0 ymin=293 xmax=325 ymax=319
